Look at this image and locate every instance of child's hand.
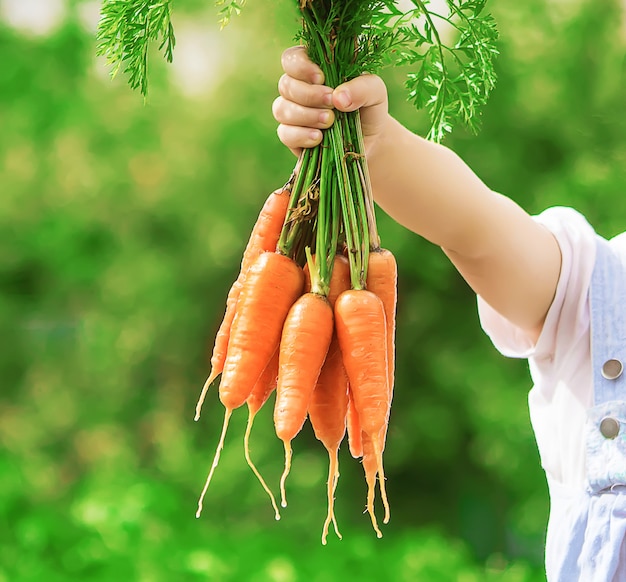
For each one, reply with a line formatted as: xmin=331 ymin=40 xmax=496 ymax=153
xmin=273 ymin=46 xmax=390 ymax=156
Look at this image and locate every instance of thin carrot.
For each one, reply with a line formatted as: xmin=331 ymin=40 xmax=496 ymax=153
xmin=196 ymin=251 xmax=304 ymax=518
xmin=315 ymin=254 xmax=361 ymax=466
xmin=246 ymin=348 xmax=279 ymax=417
xmin=195 ymin=188 xmax=290 ymax=421
xmin=274 ymin=291 xmax=334 ymax=508
xmin=308 ymin=336 xmax=348 ymax=544
xmin=364 ymin=247 xmax=397 ymax=460
xmin=366 ymin=247 xmax=397 ymax=402
xmin=334 ymin=288 xmax=391 ymax=534
xmin=244 ymin=349 xmax=281 ymax=521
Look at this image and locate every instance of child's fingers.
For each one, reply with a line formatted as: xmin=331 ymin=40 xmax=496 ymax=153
xmin=281 ymin=46 xmax=324 ymax=85
xmin=278 ymin=74 xmax=334 ymax=110
xmin=272 ymin=95 xmax=335 ymax=131
xmin=274 ymin=46 xmax=333 ymax=156
xmin=276 ymin=123 xmax=323 ymax=153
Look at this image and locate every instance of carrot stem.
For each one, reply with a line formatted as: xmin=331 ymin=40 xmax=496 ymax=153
xmin=351 ymin=110 xmax=380 ymax=249
xmin=344 ymin=115 xmax=372 ymax=273
xmin=280 ymin=145 xmax=320 ymax=258
xmin=316 ymin=130 xmax=332 ymax=293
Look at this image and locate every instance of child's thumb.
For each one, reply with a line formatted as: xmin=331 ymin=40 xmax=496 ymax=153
xmin=332 ymin=74 xmax=387 ymax=112
xmin=332 ymin=74 xmax=388 ymax=133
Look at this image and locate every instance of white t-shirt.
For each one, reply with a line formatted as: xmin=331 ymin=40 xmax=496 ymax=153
xmin=477 ymin=206 xmax=598 ymax=491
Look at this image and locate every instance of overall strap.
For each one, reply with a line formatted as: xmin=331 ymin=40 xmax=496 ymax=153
xmin=590 ymin=235 xmax=626 ymax=405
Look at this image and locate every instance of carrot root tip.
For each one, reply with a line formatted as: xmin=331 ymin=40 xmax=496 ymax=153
xmin=279 ymin=440 xmax=293 ymax=509
xmin=195 ymin=408 xmax=232 ymax=520
xmin=244 ymin=410 xmax=282 ymax=521
xmin=373 ymin=437 xmax=391 ymax=525
xmin=194 ymin=371 xmax=217 ymax=421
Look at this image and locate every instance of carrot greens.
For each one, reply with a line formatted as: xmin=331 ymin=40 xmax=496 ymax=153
xmin=96 ymin=0 xmax=175 ymax=97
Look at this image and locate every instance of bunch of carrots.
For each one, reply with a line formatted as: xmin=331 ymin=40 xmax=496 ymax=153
xmin=193 ymin=1 xmax=400 ymax=545
xmin=194 ymin=175 xmax=397 ymax=543
xmin=95 ymin=0 xmax=498 ymax=548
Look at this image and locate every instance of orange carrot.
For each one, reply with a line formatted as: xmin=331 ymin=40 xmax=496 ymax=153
xmin=334 ymin=288 xmax=391 ymax=535
xmin=308 ymin=336 xmax=349 ymax=544
xmin=243 ymin=349 xmax=281 ymax=521
xmin=246 ymin=349 xmax=279 ymax=417
xmin=274 ymin=291 xmax=334 ymax=508
xmin=195 ymin=188 xmax=290 ymax=420
xmin=346 ymin=387 xmax=363 ymax=458
xmin=328 ymin=255 xmax=351 ymax=303
xmin=364 ymin=247 xmax=397 ymax=460
xmin=219 ymin=251 xmax=304 ymax=410
xmin=366 ymin=248 xmax=397 ymax=402
xmin=321 ymin=254 xmax=362 ymax=462
xmin=196 ymin=251 xmax=304 ymax=518
xmin=350 ymin=249 xmax=397 ymax=528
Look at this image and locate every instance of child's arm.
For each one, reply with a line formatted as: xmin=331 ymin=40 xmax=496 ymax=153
xmin=274 ymin=47 xmax=562 ymax=342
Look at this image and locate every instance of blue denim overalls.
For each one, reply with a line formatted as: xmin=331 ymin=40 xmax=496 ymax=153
xmin=546 ymin=235 xmax=626 ymax=580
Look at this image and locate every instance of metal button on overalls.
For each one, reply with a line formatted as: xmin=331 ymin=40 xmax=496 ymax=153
xmin=601 ymin=358 xmax=623 ymax=380
xmin=599 ymin=416 xmax=620 ymax=439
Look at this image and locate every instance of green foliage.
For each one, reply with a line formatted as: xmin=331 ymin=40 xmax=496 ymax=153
xmin=215 ymin=0 xmax=248 ymax=28
xmin=1 ymin=0 xmax=625 ymax=580
xmin=396 ymin=0 xmax=499 ymax=141
xmin=96 ymin=0 xmax=175 ymax=96
xmin=97 ymin=0 xmax=498 ymax=140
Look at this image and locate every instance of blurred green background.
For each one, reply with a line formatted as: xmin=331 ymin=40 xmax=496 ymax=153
xmin=1 ymin=0 xmax=625 ymax=580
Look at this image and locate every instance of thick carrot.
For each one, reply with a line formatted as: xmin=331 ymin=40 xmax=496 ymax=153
xmin=195 ymin=188 xmax=290 ymax=420
xmin=219 ymin=251 xmax=304 ymax=411
xmin=244 ymin=349 xmax=281 ymax=521
xmin=274 ymin=291 xmax=334 ymax=508
xmin=346 ymin=387 xmax=363 ymax=458
xmin=334 ymin=288 xmax=391 ymax=534
xmin=196 ymin=251 xmax=304 ymax=518
xmin=308 ymin=336 xmax=348 ymax=544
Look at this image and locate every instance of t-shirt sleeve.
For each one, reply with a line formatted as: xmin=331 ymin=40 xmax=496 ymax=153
xmin=477 ymin=206 xmax=597 ymax=361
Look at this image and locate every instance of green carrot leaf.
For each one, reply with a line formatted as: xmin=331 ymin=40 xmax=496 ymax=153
xmin=96 ymin=0 xmax=176 ymax=97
